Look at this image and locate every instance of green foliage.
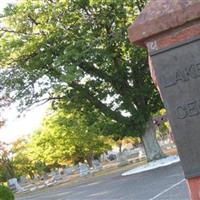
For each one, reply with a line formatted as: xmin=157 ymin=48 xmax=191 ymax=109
xmin=0 ymin=185 xmax=14 ymax=200
xmin=0 ymin=0 xmax=162 ymax=139
xmin=11 ymin=139 xmax=35 ymax=179
xmin=11 ymin=139 xmax=51 ymax=178
xmin=29 ymin=108 xmax=111 ymax=166
xmin=0 ymin=143 xmax=15 ymax=182
xmin=34 ymin=161 xmax=50 ymax=176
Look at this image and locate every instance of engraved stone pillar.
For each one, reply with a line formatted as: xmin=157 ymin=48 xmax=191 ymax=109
xmin=128 ymin=1 xmax=200 ymax=199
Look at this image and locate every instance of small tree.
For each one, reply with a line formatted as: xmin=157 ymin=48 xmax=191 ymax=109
xmin=0 ymin=143 xmax=15 ymax=182
xmin=0 ymin=185 xmax=14 ymax=200
xmin=12 ymin=139 xmax=35 ymax=179
xmin=29 ymin=108 xmax=111 ymax=167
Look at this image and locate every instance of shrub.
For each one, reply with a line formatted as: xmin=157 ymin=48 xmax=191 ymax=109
xmin=0 ymin=185 xmax=14 ymax=200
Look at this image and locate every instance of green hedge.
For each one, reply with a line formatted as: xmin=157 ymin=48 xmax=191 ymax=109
xmin=0 ymin=185 xmax=14 ymax=200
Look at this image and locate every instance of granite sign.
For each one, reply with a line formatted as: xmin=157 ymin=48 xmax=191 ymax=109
xmin=151 ymin=37 xmax=200 ymax=178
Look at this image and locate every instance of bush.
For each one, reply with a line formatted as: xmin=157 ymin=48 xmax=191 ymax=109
xmin=0 ymin=185 xmax=14 ymax=200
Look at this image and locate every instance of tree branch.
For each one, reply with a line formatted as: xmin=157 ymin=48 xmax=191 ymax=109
xmin=70 ymin=81 xmax=133 ymax=126
xmin=0 ymin=28 xmax=40 ymax=35
xmin=28 ymin=15 xmax=40 ymax=26
xmin=78 ymin=62 xmax=112 ymax=83
xmin=135 ymin=0 xmax=146 ymax=12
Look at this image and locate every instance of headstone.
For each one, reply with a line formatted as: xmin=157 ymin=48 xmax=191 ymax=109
xmin=19 ymin=176 xmax=27 ymax=185
xmin=79 ymin=163 xmax=89 ymax=176
xmin=8 ymin=178 xmax=25 ymax=192
xmin=50 ymin=170 xmax=62 ymax=180
xmin=72 ymin=165 xmax=80 ymax=174
xmin=58 ymin=168 xmax=64 ymax=175
xmin=49 ymin=170 xmax=56 ymax=177
xmin=138 ymin=149 xmax=145 ymax=159
xmin=63 ymin=167 xmax=73 ymax=175
xmin=117 ymin=153 xmax=128 ymax=167
xmin=92 ymin=160 xmax=102 ymax=171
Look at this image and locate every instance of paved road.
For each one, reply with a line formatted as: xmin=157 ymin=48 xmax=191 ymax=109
xmin=16 ymin=163 xmax=189 ymax=200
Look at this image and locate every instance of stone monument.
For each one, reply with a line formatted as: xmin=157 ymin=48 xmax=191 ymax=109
xmin=128 ymin=0 xmax=200 ymax=199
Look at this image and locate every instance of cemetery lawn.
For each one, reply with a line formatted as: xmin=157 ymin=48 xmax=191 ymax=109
xmin=16 ymin=159 xmax=147 ymax=197
xmin=16 ymin=148 xmax=177 ymax=199
xmin=15 ymin=161 xmax=188 ymax=200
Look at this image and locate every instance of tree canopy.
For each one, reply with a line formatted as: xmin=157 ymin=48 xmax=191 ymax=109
xmin=0 ymin=0 xmax=164 ymax=160
xmin=28 ymin=107 xmax=111 ymax=167
xmin=11 ymin=138 xmax=35 ymax=179
xmin=0 ymin=142 xmax=15 ymax=182
xmin=0 ymin=0 xmax=162 ymax=134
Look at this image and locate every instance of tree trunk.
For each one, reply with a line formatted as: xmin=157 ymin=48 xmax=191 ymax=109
xmin=86 ymin=155 xmax=93 ymax=168
xmin=119 ymin=143 xmax=122 ymax=154
xmin=142 ymin=119 xmax=165 ymax=161
xmin=117 ymin=140 xmax=122 ymax=154
xmin=29 ymin=171 xmax=35 ymax=180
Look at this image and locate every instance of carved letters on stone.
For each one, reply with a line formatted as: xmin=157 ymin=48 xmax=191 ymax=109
xmin=158 ymin=61 xmax=200 ymax=120
xmin=176 ymin=99 xmax=200 ymax=119
xmin=159 ymin=62 xmax=200 ymax=89
xmin=151 ymin=37 xmax=200 ymax=178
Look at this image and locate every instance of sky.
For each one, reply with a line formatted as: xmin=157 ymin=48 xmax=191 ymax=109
xmin=0 ymin=105 xmax=48 ymax=143
xmin=0 ymin=0 xmax=17 ymax=13
xmin=0 ymin=0 xmax=48 ymax=143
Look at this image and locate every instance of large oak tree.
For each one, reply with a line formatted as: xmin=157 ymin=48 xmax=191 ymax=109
xmin=0 ymin=0 xmax=164 ymax=161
